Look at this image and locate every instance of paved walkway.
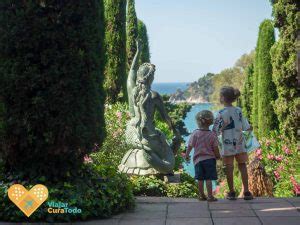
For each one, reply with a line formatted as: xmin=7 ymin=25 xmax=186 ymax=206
xmin=1 ymin=197 xmax=299 ymax=224
xmin=84 ymin=196 xmax=300 ymax=225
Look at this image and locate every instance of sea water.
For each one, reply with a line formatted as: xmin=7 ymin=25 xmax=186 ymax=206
xmin=152 ymin=82 xmax=189 ymax=95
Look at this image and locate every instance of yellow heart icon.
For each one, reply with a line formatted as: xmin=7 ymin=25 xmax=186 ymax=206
xmin=8 ymin=184 xmax=48 ymax=217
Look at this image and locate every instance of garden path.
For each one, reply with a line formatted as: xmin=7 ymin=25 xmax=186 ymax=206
xmin=1 ymin=197 xmax=299 ymax=225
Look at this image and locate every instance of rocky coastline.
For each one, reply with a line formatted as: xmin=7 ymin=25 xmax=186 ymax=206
xmin=169 ymin=89 xmax=209 ymax=104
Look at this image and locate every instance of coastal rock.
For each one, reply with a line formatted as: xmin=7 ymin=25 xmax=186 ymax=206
xmin=169 ymin=89 xmax=186 ymax=103
xmin=168 ymin=84 xmax=208 ymax=104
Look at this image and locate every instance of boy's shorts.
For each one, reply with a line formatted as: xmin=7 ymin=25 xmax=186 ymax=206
xmin=194 ymin=158 xmax=218 ymax=180
xmin=223 ymin=152 xmax=248 ymax=165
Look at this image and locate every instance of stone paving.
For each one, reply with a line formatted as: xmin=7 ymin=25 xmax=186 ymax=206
xmin=1 ymin=197 xmax=299 ymax=225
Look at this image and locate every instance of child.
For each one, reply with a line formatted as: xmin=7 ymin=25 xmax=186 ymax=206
xmin=185 ymin=110 xmax=220 ymax=202
xmin=212 ymin=86 xmax=253 ymax=200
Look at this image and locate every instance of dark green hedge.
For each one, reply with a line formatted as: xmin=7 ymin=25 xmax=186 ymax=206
xmin=270 ymin=0 xmax=299 ymax=140
xmin=241 ymin=63 xmax=254 ymax=122
xmin=104 ymin=0 xmax=127 ymax=102
xmin=256 ymin=19 xmax=277 ymax=137
xmin=0 ymin=163 xmax=134 ymax=222
xmin=126 ymin=0 xmax=138 ymax=71
xmin=137 ymin=19 xmax=151 ymax=65
xmin=0 ymin=0 xmax=105 ymax=178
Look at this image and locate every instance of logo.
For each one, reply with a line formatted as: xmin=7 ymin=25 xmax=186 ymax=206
xmin=8 ymin=184 xmax=48 ymax=217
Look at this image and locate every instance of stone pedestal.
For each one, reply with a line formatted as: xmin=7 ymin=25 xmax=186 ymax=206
xmin=163 ymin=172 xmax=181 ymax=183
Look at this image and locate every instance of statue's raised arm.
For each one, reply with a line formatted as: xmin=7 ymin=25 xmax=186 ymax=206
xmin=127 ymin=40 xmax=141 ymax=116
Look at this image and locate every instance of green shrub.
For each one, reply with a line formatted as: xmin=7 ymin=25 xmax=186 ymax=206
xmin=0 ymin=163 xmax=134 ymax=222
xmin=130 ymin=173 xmax=199 ymax=198
xmin=256 ymin=19 xmax=277 ymax=138
xmin=131 ymin=175 xmax=167 ymax=196
xmin=166 ymin=182 xmax=198 ymax=198
xmin=104 ymin=0 xmax=127 ymax=102
xmin=166 ymin=173 xmax=198 ymax=198
xmin=137 ymin=19 xmax=151 ymax=65
xmin=0 ymin=0 xmax=105 ymax=179
xmin=92 ymin=103 xmax=130 ymax=169
xmin=126 ymin=0 xmax=138 ymax=71
xmin=241 ymin=63 xmax=254 ymax=122
xmin=270 ymin=0 xmax=299 ymax=141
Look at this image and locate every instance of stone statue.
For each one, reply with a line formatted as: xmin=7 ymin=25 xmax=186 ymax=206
xmin=119 ymin=41 xmax=181 ymax=175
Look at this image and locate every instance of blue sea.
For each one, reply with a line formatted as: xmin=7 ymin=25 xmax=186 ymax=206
xmin=152 ymin=82 xmax=190 ymax=95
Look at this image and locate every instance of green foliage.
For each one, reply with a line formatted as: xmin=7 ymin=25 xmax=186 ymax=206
xmin=131 ymin=175 xmax=166 ymax=196
xmin=255 ymin=131 xmax=299 ymax=197
xmin=251 ymin=36 xmax=260 ymax=132
xmin=104 ymin=0 xmax=127 ymax=102
xmin=0 ymin=0 xmax=105 ymax=179
xmin=126 ymin=0 xmax=138 ymax=71
xmin=210 ymin=67 xmax=245 ymax=104
xmin=0 ymin=163 xmax=134 ymax=222
xmin=210 ymin=52 xmax=254 ymax=105
xmin=130 ymin=172 xmax=198 ymax=198
xmin=166 ymin=182 xmax=198 ymax=198
xmin=163 ymin=102 xmax=191 ymax=136
xmin=92 ymin=103 xmax=130 ymax=169
xmin=235 ymin=50 xmax=255 ymax=71
xmin=270 ymin=0 xmax=299 ymax=140
xmin=137 ymin=19 xmax=151 ymax=65
xmin=256 ymin=19 xmax=277 ymax=138
xmin=215 ymin=173 xmax=243 ymax=198
xmin=241 ymin=63 xmax=254 ymax=122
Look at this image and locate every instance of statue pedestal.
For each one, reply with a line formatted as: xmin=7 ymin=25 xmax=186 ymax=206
xmin=163 ymin=172 xmax=181 ymax=184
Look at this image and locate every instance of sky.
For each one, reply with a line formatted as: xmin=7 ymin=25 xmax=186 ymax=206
xmin=135 ymin=0 xmax=273 ymax=83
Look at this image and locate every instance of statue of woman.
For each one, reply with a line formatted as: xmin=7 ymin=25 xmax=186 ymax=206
xmin=119 ymin=41 xmax=181 ymax=175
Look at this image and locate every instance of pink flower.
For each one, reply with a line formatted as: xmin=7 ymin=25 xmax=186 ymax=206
xmin=116 ymin=111 xmax=122 ymax=119
xmin=181 ymin=152 xmax=186 ymax=157
xmin=275 ymin=155 xmax=284 ymax=162
xmin=84 ymin=155 xmax=93 ymax=163
xmin=213 ymin=186 xmax=220 ymax=195
xmin=283 ymin=146 xmax=292 ymax=155
xmin=274 ymin=171 xmax=281 ymax=180
xmin=255 ymin=148 xmax=262 ymax=160
xmin=267 ymin=154 xmax=275 ymax=160
xmin=220 ymin=180 xmax=226 ymax=187
xmin=256 ymin=148 xmax=262 ymax=155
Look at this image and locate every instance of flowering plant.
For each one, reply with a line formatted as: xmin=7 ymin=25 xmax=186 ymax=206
xmin=253 ymin=131 xmax=299 ymax=197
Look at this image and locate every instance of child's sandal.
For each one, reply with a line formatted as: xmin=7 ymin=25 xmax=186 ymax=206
xmin=243 ymin=191 xmax=254 ymax=200
xmin=198 ymin=195 xmax=207 ymax=201
xmin=207 ymin=196 xmax=218 ymax=202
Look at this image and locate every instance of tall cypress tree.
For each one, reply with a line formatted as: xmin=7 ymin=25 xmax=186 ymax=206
xmin=104 ymin=0 xmax=127 ymax=102
xmin=257 ymin=19 xmax=277 ymax=137
xmin=126 ymin=0 xmax=138 ymax=70
xmin=0 ymin=0 xmax=105 ymax=178
xmin=270 ymin=0 xmax=299 ymax=140
xmin=251 ymin=33 xmax=261 ymax=134
xmin=242 ymin=63 xmax=254 ymax=122
xmin=137 ymin=19 xmax=151 ymax=65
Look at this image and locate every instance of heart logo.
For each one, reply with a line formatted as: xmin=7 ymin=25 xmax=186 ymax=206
xmin=8 ymin=184 xmax=48 ymax=217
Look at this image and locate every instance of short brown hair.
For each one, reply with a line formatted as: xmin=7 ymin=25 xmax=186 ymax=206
xmin=196 ymin=110 xmax=214 ymax=127
xmin=220 ymin=86 xmax=240 ymax=103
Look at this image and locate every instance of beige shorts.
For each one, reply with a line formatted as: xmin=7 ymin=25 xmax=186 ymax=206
xmin=223 ymin=152 xmax=248 ymax=165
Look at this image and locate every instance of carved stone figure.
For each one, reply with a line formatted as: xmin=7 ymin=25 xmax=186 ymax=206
xmin=118 ymin=41 xmax=180 ymax=175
